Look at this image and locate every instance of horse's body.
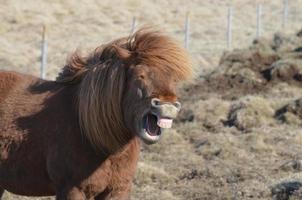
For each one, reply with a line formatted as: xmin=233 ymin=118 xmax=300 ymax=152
xmin=0 ymin=29 xmax=192 ymax=199
xmin=0 ymin=71 xmax=139 ymax=199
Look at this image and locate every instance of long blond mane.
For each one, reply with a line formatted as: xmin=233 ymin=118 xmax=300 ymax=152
xmin=56 ymin=28 xmax=192 ymax=153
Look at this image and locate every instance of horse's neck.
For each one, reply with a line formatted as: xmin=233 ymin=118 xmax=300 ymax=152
xmin=108 ymin=137 xmax=140 ymax=159
xmin=108 ymin=137 xmax=140 ymax=176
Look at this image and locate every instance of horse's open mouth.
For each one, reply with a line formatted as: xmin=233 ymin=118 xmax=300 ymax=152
xmin=144 ymin=114 xmax=161 ymax=136
xmin=139 ymin=113 xmax=173 ymax=144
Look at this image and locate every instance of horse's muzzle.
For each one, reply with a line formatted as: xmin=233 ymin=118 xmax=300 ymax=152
xmin=150 ymin=98 xmax=181 ymax=119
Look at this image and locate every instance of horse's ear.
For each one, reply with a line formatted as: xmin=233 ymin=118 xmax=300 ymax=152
xmin=112 ymin=44 xmax=132 ymax=61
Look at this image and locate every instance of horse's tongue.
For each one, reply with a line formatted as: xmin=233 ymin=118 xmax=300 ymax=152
xmin=157 ymin=118 xmax=173 ymax=129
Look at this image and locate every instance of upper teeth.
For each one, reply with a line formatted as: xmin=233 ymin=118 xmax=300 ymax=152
xmin=157 ymin=118 xmax=173 ymax=128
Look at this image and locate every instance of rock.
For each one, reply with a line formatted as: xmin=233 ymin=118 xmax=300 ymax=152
xmin=271 ymin=181 xmax=302 ymax=200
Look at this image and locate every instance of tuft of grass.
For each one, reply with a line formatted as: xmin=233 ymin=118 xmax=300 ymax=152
xmin=227 ymin=96 xmax=275 ymax=131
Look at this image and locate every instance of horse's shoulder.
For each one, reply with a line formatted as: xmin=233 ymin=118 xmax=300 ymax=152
xmin=0 ymin=71 xmax=37 ymax=102
xmin=0 ymin=70 xmax=23 ymax=81
xmin=0 ymin=71 xmax=23 ymax=99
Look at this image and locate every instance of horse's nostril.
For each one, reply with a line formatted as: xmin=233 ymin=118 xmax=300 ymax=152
xmin=151 ymin=98 xmax=181 ymax=110
xmin=151 ymin=98 xmax=161 ymax=107
xmin=174 ymin=101 xmax=181 ymax=110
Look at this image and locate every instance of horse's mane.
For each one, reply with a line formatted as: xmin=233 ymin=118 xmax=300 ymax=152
xmin=56 ymin=28 xmax=192 ymax=153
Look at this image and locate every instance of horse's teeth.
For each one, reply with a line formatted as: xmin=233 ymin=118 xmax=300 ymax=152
xmin=157 ymin=118 xmax=173 ymax=129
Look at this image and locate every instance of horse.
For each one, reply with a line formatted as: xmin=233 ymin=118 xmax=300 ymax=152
xmin=0 ymin=28 xmax=192 ymax=199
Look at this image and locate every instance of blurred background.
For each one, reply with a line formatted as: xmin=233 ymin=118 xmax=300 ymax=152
xmin=2 ymin=0 xmax=302 ymax=79
xmin=1 ymin=0 xmax=302 ymax=199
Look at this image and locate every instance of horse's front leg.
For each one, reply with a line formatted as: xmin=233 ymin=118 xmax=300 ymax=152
xmin=56 ymin=186 xmax=86 ymax=200
xmin=94 ymin=185 xmax=131 ymax=200
xmin=95 ymin=192 xmax=130 ymax=200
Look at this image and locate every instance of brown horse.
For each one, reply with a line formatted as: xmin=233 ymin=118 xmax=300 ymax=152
xmin=0 ymin=28 xmax=192 ymax=199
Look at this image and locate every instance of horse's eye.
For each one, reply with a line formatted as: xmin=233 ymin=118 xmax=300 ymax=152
xmin=139 ymin=75 xmax=145 ymax=80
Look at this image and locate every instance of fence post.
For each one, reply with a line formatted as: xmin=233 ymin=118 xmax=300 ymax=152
xmin=130 ymin=17 xmax=136 ymax=34
xmin=227 ymin=6 xmax=233 ymax=49
xmin=282 ymin=0 xmax=289 ymax=28
xmin=40 ymin=25 xmax=47 ymax=79
xmin=256 ymin=4 xmax=262 ymax=38
xmin=184 ymin=12 xmax=190 ymax=49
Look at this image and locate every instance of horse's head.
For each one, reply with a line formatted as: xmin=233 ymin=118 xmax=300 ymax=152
xmin=57 ymin=28 xmax=192 ymax=153
xmin=117 ymin=30 xmax=192 ymax=144
xmin=122 ymin=63 xmax=182 ymax=144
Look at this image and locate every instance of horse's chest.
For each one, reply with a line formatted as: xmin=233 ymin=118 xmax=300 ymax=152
xmin=78 ymin=153 xmax=138 ymax=199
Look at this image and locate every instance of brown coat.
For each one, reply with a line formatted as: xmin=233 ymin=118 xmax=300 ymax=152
xmin=0 ymin=71 xmax=139 ymax=199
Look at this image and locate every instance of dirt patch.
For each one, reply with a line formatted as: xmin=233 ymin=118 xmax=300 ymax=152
xmin=185 ymin=31 xmax=302 ymax=100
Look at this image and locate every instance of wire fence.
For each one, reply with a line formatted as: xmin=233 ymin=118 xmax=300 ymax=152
xmin=35 ymin=0 xmax=302 ymax=79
